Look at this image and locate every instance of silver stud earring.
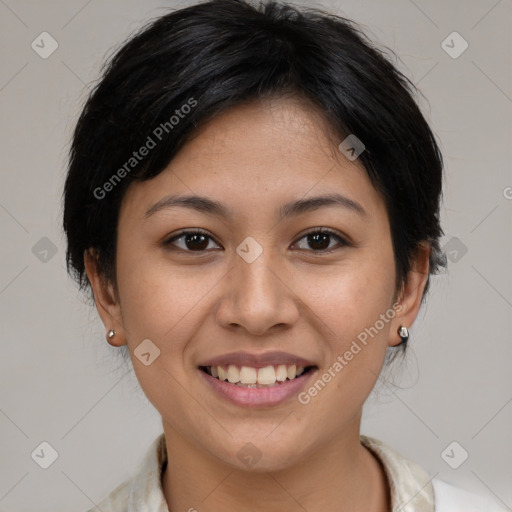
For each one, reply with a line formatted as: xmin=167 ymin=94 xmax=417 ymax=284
xmin=107 ymin=329 xmax=116 ymax=341
xmin=397 ymin=325 xmax=409 ymax=345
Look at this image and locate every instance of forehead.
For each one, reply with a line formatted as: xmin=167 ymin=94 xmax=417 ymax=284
xmin=119 ymin=97 xmax=386 ymax=225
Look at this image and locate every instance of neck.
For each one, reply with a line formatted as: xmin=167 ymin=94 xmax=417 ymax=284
xmin=161 ymin=414 xmax=391 ymax=512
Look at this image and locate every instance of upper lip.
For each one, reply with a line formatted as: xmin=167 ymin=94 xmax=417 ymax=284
xmin=198 ymin=351 xmax=317 ymax=369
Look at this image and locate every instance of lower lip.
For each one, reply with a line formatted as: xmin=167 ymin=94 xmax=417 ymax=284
xmin=198 ymin=368 xmax=317 ymax=407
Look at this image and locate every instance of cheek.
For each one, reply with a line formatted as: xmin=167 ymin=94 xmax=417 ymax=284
xmin=296 ymin=249 xmax=396 ymax=393
xmin=115 ymin=255 xmax=211 ymax=419
xmin=299 ymin=254 xmax=395 ymax=336
xmin=115 ymin=246 xmax=221 ymax=349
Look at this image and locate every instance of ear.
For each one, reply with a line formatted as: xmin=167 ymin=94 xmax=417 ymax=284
xmin=389 ymin=242 xmax=431 ymax=347
xmin=84 ymin=249 xmax=126 ymax=347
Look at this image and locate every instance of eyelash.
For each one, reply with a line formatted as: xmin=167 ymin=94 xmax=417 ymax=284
xmin=163 ymin=228 xmax=349 ymax=254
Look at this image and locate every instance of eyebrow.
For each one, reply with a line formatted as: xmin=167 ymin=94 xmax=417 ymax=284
xmin=144 ymin=192 xmax=367 ymax=220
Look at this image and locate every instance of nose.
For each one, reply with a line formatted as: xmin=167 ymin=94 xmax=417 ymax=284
xmin=215 ymin=248 xmax=300 ymax=336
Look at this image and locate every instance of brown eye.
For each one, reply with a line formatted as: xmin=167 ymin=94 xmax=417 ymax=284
xmin=164 ymin=230 xmax=221 ymax=252
xmin=293 ymin=229 xmax=348 ymax=252
xmin=163 ymin=228 xmax=348 ymax=254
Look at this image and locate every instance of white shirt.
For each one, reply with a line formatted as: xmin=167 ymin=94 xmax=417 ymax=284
xmin=88 ymin=432 xmax=508 ymax=512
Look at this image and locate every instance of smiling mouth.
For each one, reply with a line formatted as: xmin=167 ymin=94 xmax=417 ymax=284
xmin=199 ymin=364 xmax=317 ymax=388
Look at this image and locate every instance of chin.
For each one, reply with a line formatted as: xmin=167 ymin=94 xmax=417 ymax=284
xmin=219 ymin=437 xmax=304 ymax=473
xmin=231 ymin=452 xmax=298 ymax=473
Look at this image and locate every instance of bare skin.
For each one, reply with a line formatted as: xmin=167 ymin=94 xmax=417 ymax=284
xmin=85 ymin=96 xmax=430 ymax=512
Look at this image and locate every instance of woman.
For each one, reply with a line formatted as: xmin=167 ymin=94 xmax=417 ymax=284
xmin=62 ymin=1 xmax=507 ymax=510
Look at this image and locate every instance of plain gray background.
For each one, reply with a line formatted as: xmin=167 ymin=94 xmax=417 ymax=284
xmin=0 ymin=0 xmax=511 ymax=511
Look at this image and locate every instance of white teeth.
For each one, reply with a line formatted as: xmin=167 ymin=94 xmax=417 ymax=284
xmin=218 ymin=366 xmax=228 ymax=381
xmin=257 ymin=365 xmax=276 ymax=385
xmin=239 ymin=366 xmax=257 ymax=384
xmin=227 ymin=365 xmax=239 ymax=383
xmin=206 ymin=363 xmax=310 ymax=385
xmin=276 ymin=364 xmax=288 ymax=381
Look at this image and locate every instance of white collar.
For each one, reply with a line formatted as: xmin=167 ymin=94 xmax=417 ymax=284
xmin=93 ymin=432 xmax=504 ymax=512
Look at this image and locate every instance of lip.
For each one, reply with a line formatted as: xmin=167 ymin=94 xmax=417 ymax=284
xmin=197 ymin=350 xmax=316 ymax=369
xmin=198 ymin=366 xmax=318 ymax=407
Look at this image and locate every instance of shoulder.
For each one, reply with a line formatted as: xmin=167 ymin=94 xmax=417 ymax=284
xmin=360 ymin=435 xmax=435 ymax=510
xmin=432 ymin=478 xmax=510 ymax=512
xmin=360 ymin=435 xmax=509 ymax=512
xmin=85 ymin=432 xmax=168 ymax=512
xmin=85 ymin=478 xmax=132 ymax=512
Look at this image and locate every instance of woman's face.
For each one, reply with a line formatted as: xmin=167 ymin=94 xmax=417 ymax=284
xmin=87 ymin=97 xmax=428 ymax=471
